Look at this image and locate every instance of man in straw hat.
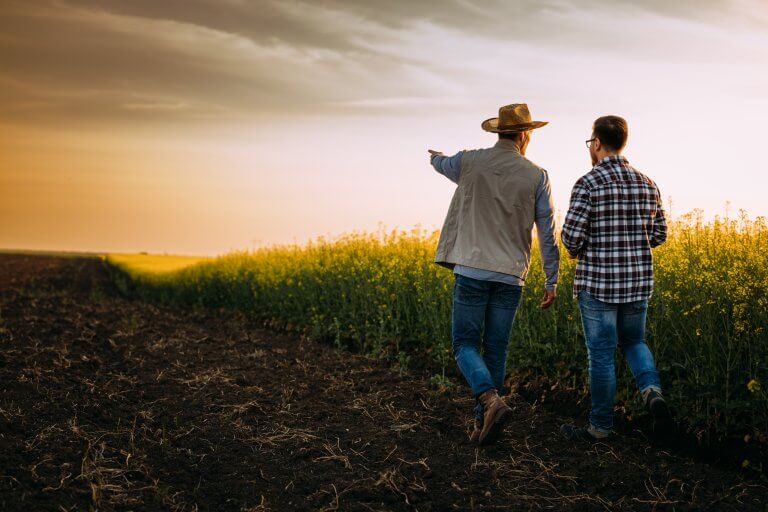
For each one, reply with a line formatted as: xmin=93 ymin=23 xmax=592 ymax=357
xmin=428 ymin=103 xmax=560 ymax=445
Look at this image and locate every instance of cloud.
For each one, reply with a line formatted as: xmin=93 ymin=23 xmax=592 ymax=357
xmin=0 ymin=0 xmax=764 ymax=127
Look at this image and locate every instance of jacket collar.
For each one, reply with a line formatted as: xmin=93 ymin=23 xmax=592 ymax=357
xmin=493 ymin=138 xmax=522 ymax=153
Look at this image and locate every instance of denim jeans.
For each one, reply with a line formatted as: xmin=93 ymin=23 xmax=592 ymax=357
xmin=578 ymin=291 xmax=662 ymax=432
xmin=451 ymin=274 xmax=523 ymax=421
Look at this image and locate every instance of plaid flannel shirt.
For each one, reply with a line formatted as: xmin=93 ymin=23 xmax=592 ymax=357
xmin=561 ymin=155 xmax=667 ymax=303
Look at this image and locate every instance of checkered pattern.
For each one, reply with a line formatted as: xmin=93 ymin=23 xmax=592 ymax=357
xmin=561 ymin=155 xmax=667 ymax=303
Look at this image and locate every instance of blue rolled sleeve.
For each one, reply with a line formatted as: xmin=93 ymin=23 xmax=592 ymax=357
xmin=534 ymin=171 xmax=560 ymax=290
xmin=430 ymin=151 xmax=463 ymax=184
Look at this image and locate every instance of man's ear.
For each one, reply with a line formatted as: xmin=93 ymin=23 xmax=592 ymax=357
xmin=593 ymin=137 xmax=601 ymax=151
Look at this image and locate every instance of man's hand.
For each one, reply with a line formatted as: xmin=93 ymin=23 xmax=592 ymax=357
xmin=539 ymin=288 xmax=557 ymax=309
xmin=428 ymin=149 xmax=443 ymax=158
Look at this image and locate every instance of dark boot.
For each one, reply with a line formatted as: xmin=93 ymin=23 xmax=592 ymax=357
xmin=643 ymin=389 xmax=671 ymax=420
xmin=643 ymin=388 xmax=674 ymax=436
xmin=477 ymin=389 xmax=512 ymax=445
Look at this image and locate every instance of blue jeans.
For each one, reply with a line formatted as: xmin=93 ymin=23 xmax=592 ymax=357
xmin=451 ymin=274 xmax=523 ymax=421
xmin=578 ymin=291 xmax=662 ymax=432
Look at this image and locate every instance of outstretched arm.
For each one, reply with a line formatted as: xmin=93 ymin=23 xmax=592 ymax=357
xmin=561 ymin=179 xmax=591 ymax=258
xmin=428 ymin=149 xmax=464 ymax=184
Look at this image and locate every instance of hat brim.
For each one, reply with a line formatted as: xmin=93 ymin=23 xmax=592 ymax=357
xmin=481 ymin=117 xmax=548 ymax=133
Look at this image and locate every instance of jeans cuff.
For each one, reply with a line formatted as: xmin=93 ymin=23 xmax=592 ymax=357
xmin=473 ymin=386 xmax=495 ymax=398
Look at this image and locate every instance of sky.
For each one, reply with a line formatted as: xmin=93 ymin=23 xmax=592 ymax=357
xmin=1 ymin=0 xmax=767 ymax=255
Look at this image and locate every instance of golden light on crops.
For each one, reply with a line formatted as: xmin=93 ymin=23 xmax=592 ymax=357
xmin=106 ymin=212 xmax=768 ymax=437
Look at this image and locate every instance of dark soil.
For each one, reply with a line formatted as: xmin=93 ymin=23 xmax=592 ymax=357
xmin=0 ymin=254 xmax=765 ymax=511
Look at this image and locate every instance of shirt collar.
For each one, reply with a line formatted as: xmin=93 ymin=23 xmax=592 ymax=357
xmin=597 ymin=154 xmax=628 ymax=166
xmin=493 ymin=138 xmax=522 ymax=153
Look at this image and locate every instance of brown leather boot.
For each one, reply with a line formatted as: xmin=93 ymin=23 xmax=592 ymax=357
xmin=469 ymin=418 xmax=483 ymax=444
xmin=477 ymin=389 xmax=512 ymax=445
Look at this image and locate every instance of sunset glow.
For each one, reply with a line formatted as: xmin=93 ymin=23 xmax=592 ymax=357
xmin=2 ymin=1 xmax=767 ymax=254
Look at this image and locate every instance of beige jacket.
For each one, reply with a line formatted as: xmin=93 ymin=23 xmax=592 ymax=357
xmin=434 ymin=139 xmax=544 ymax=279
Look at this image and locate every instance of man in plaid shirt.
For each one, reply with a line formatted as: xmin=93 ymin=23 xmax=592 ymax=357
xmin=560 ymin=115 xmax=671 ymax=442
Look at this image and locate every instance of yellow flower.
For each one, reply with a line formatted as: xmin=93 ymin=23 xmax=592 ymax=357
xmin=747 ymin=379 xmax=761 ymax=393
xmin=742 ymin=459 xmax=750 ymax=468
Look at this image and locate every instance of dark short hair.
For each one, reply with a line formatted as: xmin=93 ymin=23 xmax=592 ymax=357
xmin=592 ymin=115 xmax=628 ymax=151
xmin=498 ymin=132 xmax=522 ymax=141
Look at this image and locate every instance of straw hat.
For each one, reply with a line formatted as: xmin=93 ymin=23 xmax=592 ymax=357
xmin=481 ymin=103 xmax=548 ymax=133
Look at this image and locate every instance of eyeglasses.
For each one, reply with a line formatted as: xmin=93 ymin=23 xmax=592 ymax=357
xmin=585 ymin=138 xmax=596 ymax=148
